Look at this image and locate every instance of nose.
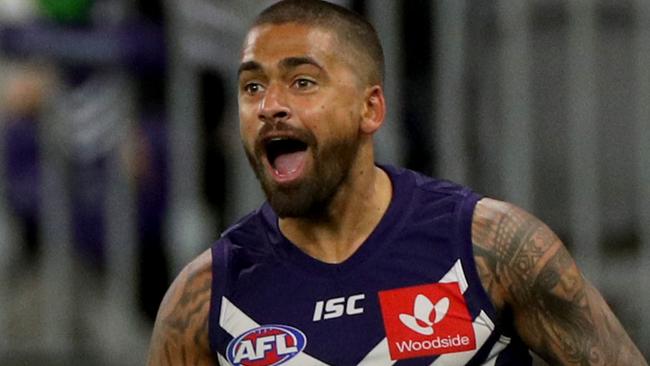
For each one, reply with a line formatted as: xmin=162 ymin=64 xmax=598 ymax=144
xmin=258 ymin=84 xmax=290 ymax=124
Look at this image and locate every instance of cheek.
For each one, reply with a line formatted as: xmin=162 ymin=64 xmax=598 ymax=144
xmin=303 ymin=90 xmax=357 ymax=123
xmin=239 ymin=111 xmax=258 ymax=148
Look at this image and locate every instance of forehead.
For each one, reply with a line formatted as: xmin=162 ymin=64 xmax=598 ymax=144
xmin=240 ymin=23 xmax=340 ymax=68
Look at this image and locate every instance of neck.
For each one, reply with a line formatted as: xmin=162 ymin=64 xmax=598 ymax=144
xmin=278 ymin=150 xmax=392 ymax=264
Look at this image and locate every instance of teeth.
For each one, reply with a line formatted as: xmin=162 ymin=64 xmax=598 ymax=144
xmin=264 ymin=137 xmax=308 ymax=169
xmin=265 ymin=137 xmax=289 ymax=148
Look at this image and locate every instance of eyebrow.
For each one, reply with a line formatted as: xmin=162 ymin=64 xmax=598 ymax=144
xmin=237 ymin=56 xmax=324 ymax=77
xmin=238 ymin=61 xmax=263 ymax=77
xmin=279 ymin=56 xmax=324 ymax=72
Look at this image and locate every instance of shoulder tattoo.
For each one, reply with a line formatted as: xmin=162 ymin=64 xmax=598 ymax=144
xmin=148 ymin=250 xmax=214 ymax=365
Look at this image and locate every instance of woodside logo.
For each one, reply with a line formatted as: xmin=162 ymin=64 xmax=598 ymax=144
xmin=378 ymin=282 xmax=476 ymax=360
xmin=399 ymin=295 xmax=449 ymax=335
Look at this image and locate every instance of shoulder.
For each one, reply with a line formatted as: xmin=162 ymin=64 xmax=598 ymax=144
xmin=387 ymin=165 xmax=472 ymax=195
xmin=219 ymin=206 xmax=270 ymax=246
xmin=470 ymin=198 xmax=566 ymax=308
xmin=384 ymin=166 xmax=477 ymax=212
xmin=156 ymin=249 xmax=213 ymax=324
xmin=147 ymin=249 xmax=215 ymax=365
xmin=471 ymin=197 xmax=562 ymax=266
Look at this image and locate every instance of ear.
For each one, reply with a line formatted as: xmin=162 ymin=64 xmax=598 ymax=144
xmin=360 ymin=85 xmax=386 ymax=135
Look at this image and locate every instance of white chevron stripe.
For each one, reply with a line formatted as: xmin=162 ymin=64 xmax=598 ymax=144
xmin=217 ymin=352 xmax=229 ymax=365
xmin=481 ymin=335 xmax=511 ymax=366
xmin=219 ymin=296 xmax=258 ymax=336
xmin=439 ymin=259 xmax=469 ymax=294
xmin=219 ymin=297 xmax=329 ymax=365
xmin=357 ymin=338 xmax=393 ymax=366
xmin=429 ymin=311 xmax=494 ymax=366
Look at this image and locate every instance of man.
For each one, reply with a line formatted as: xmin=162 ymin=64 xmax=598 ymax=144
xmin=147 ymin=0 xmax=647 ymax=365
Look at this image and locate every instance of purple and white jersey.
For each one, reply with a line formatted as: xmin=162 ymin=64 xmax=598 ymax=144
xmin=209 ymin=165 xmax=532 ymax=365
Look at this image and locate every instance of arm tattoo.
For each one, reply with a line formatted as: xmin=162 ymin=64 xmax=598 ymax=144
xmin=472 ymin=199 xmax=647 ymax=365
xmin=147 ymin=250 xmax=215 ymax=365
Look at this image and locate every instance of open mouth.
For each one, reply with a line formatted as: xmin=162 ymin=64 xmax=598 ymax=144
xmin=264 ymin=137 xmax=309 ymax=178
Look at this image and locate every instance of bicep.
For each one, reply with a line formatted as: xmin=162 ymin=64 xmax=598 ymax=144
xmin=147 ymin=250 xmax=216 ymax=366
xmin=472 ymin=198 xmax=646 ymax=365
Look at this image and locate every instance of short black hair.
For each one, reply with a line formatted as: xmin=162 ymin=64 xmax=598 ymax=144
xmin=252 ymin=0 xmax=384 ymax=86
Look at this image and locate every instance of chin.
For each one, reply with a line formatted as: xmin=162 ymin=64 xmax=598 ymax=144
xmin=263 ymin=179 xmax=331 ymax=219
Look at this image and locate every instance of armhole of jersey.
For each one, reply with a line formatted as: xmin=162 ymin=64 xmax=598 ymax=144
xmin=209 ymin=240 xmax=229 ymax=356
xmin=455 ymin=193 xmax=534 ymax=365
xmin=455 ymin=191 xmax=498 ymax=317
xmin=453 ymin=192 xmax=504 ymax=363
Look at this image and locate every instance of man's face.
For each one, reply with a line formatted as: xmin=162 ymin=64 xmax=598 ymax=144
xmin=238 ymin=23 xmax=366 ymax=218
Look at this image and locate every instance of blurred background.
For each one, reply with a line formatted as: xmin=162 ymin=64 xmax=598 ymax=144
xmin=0 ymin=0 xmax=648 ymax=364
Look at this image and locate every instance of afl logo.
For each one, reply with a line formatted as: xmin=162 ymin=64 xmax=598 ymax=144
xmin=226 ymin=324 xmax=307 ymax=366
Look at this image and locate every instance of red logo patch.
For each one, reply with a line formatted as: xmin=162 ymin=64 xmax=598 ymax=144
xmin=378 ymin=282 xmax=476 ymax=360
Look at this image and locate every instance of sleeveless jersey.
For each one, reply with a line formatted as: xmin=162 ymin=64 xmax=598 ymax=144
xmin=209 ymin=165 xmax=533 ymax=365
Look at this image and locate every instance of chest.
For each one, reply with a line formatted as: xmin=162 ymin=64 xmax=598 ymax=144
xmin=213 ymin=254 xmax=495 ymax=365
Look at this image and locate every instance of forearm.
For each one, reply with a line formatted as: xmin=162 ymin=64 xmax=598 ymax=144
xmin=514 ymin=273 xmax=646 ymax=365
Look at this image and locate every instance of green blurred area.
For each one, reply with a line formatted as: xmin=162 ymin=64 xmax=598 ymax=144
xmin=37 ymin=0 xmax=93 ymax=24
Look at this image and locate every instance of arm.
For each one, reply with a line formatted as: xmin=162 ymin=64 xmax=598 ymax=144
xmin=147 ymin=249 xmax=216 ymax=365
xmin=471 ymin=198 xmax=647 ymax=365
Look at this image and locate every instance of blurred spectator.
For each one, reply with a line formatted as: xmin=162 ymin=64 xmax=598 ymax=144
xmin=1 ymin=0 xmax=170 ymax=320
xmin=1 ymin=66 xmax=52 ymax=268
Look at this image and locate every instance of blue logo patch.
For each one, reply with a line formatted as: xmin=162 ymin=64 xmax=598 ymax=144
xmin=226 ymin=324 xmax=307 ymax=366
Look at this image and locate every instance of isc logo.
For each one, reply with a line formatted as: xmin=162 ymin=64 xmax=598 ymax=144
xmin=312 ymin=293 xmax=365 ymax=321
xmin=226 ymin=324 xmax=306 ymax=366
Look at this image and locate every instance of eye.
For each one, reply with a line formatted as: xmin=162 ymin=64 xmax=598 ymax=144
xmin=243 ymin=82 xmax=264 ymax=95
xmin=292 ymin=78 xmax=316 ymax=90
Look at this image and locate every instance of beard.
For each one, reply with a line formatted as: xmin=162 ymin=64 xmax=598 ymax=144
xmin=244 ymin=123 xmax=361 ymax=218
